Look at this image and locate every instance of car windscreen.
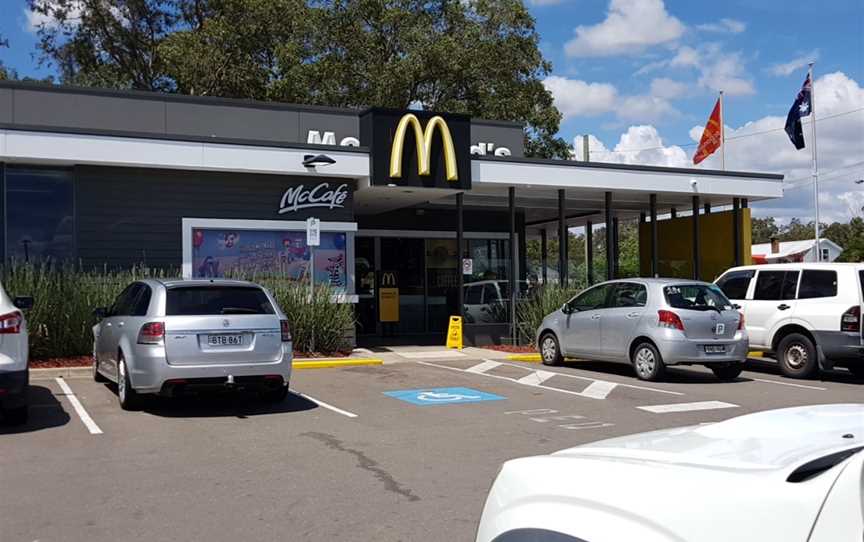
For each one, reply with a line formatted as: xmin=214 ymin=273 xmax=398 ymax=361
xmin=664 ymin=284 xmax=733 ymax=311
xmin=166 ymin=286 xmax=275 ymax=316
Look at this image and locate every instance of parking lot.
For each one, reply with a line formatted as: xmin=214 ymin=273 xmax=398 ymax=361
xmin=3 ymin=350 xmax=863 ymax=542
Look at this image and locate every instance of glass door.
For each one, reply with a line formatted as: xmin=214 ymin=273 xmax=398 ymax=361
xmin=380 ymin=237 xmax=426 ymax=334
xmin=426 ymin=239 xmax=459 ymax=332
xmin=355 ymin=237 xmax=377 ymax=336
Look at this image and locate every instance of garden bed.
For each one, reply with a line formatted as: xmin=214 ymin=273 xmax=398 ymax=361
xmin=481 ymin=344 xmax=537 ymax=354
xmin=31 ymin=350 xmax=352 ymax=368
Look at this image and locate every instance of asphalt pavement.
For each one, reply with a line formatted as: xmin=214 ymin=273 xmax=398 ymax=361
xmin=2 ymin=350 xmax=862 ymax=542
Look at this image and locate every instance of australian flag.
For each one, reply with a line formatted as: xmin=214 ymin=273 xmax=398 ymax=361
xmin=784 ymin=74 xmax=812 ymax=150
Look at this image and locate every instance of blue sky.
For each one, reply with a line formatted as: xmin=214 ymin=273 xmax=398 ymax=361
xmin=1 ymin=0 xmax=863 ymax=222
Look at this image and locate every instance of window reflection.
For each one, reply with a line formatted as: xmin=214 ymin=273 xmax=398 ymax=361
xmin=6 ymin=168 xmax=74 ymax=262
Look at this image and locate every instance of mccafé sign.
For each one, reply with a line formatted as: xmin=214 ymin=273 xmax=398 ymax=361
xmin=360 ymin=109 xmax=473 ymax=190
xmin=278 ymin=182 xmax=350 ymax=214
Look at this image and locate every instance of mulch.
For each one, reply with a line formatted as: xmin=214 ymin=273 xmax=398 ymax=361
xmin=480 ymin=345 xmax=537 ymax=354
xmin=31 ymin=350 xmax=352 ymax=368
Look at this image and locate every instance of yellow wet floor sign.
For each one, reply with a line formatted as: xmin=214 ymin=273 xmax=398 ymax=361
xmin=446 ymin=316 xmax=463 ymax=350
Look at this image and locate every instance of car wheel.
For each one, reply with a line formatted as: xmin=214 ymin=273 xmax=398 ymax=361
xmin=631 ymin=342 xmax=665 ymax=381
xmin=711 ymin=362 xmax=744 ymax=381
xmin=777 ymin=333 xmax=818 ymax=379
xmin=539 ymin=333 xmax=563 ymax=366
xmin=260 ymin=385 xmax=289 ymax=403
xmin=846 ymin=365 xmax=864 ymax=379
xmin=4 ymin=405 xmax=28 ymax=425
xmin=93 ymin=353 xmax=107 ymax=383
xmin=117 ymin=355 xmax=141 ymax=411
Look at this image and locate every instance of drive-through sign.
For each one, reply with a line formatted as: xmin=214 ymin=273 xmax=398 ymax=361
xmin=384 ymin=387 xmax=504 ymax=406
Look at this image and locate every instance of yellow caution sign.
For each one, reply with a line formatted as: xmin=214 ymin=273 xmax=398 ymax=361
xmin=446 ymin=316 xmax=463 ymax=350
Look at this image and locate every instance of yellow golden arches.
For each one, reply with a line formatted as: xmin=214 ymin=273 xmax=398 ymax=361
xmin=388 ymin=114 xmax=459 ymax=182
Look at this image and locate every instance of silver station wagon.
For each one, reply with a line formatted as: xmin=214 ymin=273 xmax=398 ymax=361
xmin=93 ymin=279 xmax=293 ymax=410
xmin=537 ymin=278 xmax=748 ymax=381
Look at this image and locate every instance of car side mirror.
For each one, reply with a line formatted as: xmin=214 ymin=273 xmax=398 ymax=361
xmin=13 ymin=296 xmax=34 ymax=310
xmin=561 ymin=303 xmax=573 ymax=314
xmin=732 ymin=304 xmax=741 ymax=310
xmin=93 ymin=307 xmax=108 ymax=319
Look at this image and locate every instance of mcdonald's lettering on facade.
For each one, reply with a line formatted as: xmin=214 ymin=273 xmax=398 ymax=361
xmin=361 ymin=108 xmax=473 ymax=190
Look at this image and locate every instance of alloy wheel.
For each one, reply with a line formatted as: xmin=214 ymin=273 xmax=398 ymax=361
xmin=541 ymin=337 xmax=557 ymax=362
xmin=635 ymin=347 xmax=655 ymax=378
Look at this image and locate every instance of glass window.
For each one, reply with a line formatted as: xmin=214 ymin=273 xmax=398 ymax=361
xmin=6 ymin=167 xmax=74 ymax=261
xmin=111 ymin=284 xmax=142 ymax=316
xmin=569 ymin=284 xmax=610 ymax=311
xmin=482 ymin=283 xmax=500 ymax=304
xmin=798 ymin=270 xmax=838 ymax=299
xmin=192 ymin=228 xmax=348 ymax=294
xmin=166 ymin=286 xmax=275 ymax=316
xmin=465 ymin=285 xmax=483 ymax=304
xmin=664 ymin=284 xmax=732 ymax=310
xmin=754 ymin=271 xmax=799 ymax=301
xmin=716 ymin=270 xmax=754 ymax=300
xmin=610 ymin=283 xmax=647 ymax=308
xmin=132 ymin=285 xmax=153 ymax=316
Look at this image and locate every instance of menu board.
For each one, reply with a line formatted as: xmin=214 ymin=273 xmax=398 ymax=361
xmin=191 ymin=228 xmax=347 ymax=293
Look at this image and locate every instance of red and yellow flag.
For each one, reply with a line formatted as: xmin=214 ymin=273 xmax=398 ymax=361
xmin=693 ymin=98 xmax=722 ymax=165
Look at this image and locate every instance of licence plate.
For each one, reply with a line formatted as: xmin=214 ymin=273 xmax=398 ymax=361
xmin=208 ymin=334 xmax=243 ymax=346
xmin=704 ymin=345 xmax=726 ymax=354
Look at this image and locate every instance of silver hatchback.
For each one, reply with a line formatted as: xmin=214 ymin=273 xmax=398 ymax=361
xmin=93 ymin=279 xmax=293 ymax=410
xmin=537 ymin=278 xmax=748 ymax=381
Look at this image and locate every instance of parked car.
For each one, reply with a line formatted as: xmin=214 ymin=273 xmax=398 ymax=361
xmin=463 ymin=280 xmax=529 ymax=324
xmin=715 ymin=263 xmax=863 ymax=378
xmin=536 ymin=278 xmax=747 ymax=381
xmin=0 ymin=284 xmax=34 ymax=425
xmin=475 ymin=404 xmax=864 ymax=542
xmin=92 ymin=279 xmax=293 ymax=410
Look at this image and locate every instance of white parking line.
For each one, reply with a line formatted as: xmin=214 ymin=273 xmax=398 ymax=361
xmin=516 ymin=370 xmax=556 ymax=386
xmin=465 ymin=360 xmax=502 ymax=374
xmin=54 ymin=378 xmax=103 ymax=435
xmin=397 ymin=350 xmax=467 ymax=359
xmin=579 ymin=381 xmax=618 ymax=400
xmin=637 ymin=400 xmax=739 ymax=413
xmin=751 ymin=378 xmax=827 ymax=390
xmin=496 ymin=362 xmax=684 ymax=396
xmin=290 ymin=390 xmax=358 ymax=418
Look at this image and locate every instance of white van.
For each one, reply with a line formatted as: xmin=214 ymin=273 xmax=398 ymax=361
xmin=715 ymin=263 xmax=863 ymax=378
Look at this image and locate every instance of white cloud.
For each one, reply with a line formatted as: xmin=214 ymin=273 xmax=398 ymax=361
xmin=670 ymin=46 xmax=701 ymax=68
xmin=528 ymin=0 xmax=565 ymax=5
xmin=696 ymin=18 xmax=746 ymax=34
xmin=618 ymin=95 xmax=678 ymax=123
xmin=697 ymin=52 xmax=755 ymax=96
xmin=564 ymin=0 xmax=684 ymax=57
xmin=574 ymin=126 xmax=689 ymax=167
xmin=543 ymin=76 xmax=618 ymax=117
xmin=650 ymin=78 xmax=687 ymax=99
xmin=24 ymin=2 xmax=84 ymax=33
xmin=769 ymin=50 xmax=820 ymax=77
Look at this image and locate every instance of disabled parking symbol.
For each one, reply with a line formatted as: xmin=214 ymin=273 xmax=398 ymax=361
xmin=384 ymin=387 xmax=505 ymax=406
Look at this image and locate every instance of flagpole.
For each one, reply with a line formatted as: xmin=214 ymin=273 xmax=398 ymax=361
xmin=719 ymin=90 xmax=725 ymax=171
xmin=809 ymin=62 xmax=820 ymax=261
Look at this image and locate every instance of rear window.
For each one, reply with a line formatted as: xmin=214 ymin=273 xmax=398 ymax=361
xmin=798 ymin=270 xmax=838 ymax=299
xmin=166 ymin=286 xmax=275 ymax=316
xmin=716 ymin=269 xmax=754 ymax=300
xmin=754 ymin=270 xmax=799 ymax=301
xmin=664 ymin=284 xmax=732 ymax=311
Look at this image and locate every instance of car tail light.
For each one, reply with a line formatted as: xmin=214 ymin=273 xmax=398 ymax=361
xmin=137 ymin=321 xmax=165 ymax=344
xmin=280 ymin=320 xmax=292 ymax=342
xmin=658 ymin=310 xmax=684 ymax=331
xmin=0 ymin=311 xmax=23 ymax=334
xmin=737 ymin=311 xmax=745 ymax=331
xmin=841 ymin=306 xmax=861 ymax=332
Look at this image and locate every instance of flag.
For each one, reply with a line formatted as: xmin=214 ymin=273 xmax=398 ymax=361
xmin=693 ymin=98 xmax=722 ymax=165
xmin=784 ymin=74 xmax=812 ymax=150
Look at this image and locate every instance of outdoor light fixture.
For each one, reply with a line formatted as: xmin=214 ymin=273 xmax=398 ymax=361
xmin=855 ymin=179 xmax=864 ymax=185
xmin=302 ymin=154 xmax=336 ymax=168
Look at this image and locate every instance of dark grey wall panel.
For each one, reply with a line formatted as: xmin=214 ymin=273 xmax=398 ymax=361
xmin=471 ymin=122 xmax=524 ymax=157
xmin=298 ymin=111 xmax=360 ymax=145
xmin=75 ymin=166 xmax=355 ymax=268
xmin=165 ymin=102 xmax=298 ymax=142
xmin=0 ymin=89 xmax=12 ymax=124
xmin=13 ymin=90 xmax=166 ymax=133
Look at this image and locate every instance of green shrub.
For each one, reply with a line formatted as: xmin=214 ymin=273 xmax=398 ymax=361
xmin=1 ymin=262 xmax=354 ymax=359
xmin=515 ymin=284 xmax=583 ymax=346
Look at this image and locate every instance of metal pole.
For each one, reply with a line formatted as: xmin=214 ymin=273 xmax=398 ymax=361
xmin=509 ymin=187 xmax=517 ymax=344
xmin=558 ymin=189 xmax=567 ymax=287
xmin=719 ymin=90 xmax=726 ymax=171
xmin=650 ymin=194 xmax=658 ymax=277
xmin=605 ymin=192 xmax=613 ymax=281
xmin=692 ymin=196 xmax=701 ymax=280
xmin=612 ymin=217 xmax=619 ymax=279
xmin=809 ymin=62 xmax=821 ymax=261
xmin=704 ymin=203 xmax=711 ymax=214
xmin=585 ymin=221 xmax=594 ymax=286
xmin=456 ymin=192 xmax=464 ymax=318
xmin=732 ymin=198 xmax=741 ymax=266
xmin=540 ymin=228 xmax=548 ymax=284
xmin=671 ymin=207 xmax=677 ymax=219
xmin=309 ymin=246 xmax=315 ymax=353
xmin=582 ymin=134 xmax=590 ymax=162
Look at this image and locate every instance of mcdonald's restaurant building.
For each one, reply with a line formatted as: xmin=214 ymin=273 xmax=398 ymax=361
xmin=0 ymin=82 xmax=783 ymax=345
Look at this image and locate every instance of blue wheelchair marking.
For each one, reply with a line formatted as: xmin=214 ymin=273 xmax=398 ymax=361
xmin=384 ymin=387 xmax=505 ymax=406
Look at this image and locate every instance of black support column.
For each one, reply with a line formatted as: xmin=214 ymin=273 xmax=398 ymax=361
xmin=670 ymin=207 xmax=677 ymax=219
xmin=585 ymin=221 xmax=594 ymax=286
xmin=692 ymin=195 xmax=701 ymax=280
xmin=732 ymin=198 xmax=741 ymax=266
xmin=605 ymin=191 xmax=614 ymax=281
xmin=540 ymin=229 xmax=548 ymax=284
xmin=509 ymin=187 xmax=517 ymax=344
xmin=612 ymin=217 xmax=620 ymax=279
xmin=704 ymin=203 xmax=711 ymax=214
xmin=456 ymin=192 xmax=464 ymax=318
xmin=649 ymin=194 xmax=658 ymax=277
xmin=558 ymin=189 xmax=567 ymax=287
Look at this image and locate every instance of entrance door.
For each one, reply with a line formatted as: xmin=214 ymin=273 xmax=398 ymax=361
xmin=426 ymin=239 xmax=459 ymax=332
xmin=355 ymin=237 xmax=377 ymax=336
xmin=381 ymin=238 xmax=426 ymax=334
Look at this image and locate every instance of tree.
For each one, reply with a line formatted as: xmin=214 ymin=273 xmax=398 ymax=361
xmin=0 ymin=32 xmax=11 ymax=80
xmin=751 ymin=217 xmax=780 ymax=244
xmin=29 ymin=0 xmax=571 ymax=158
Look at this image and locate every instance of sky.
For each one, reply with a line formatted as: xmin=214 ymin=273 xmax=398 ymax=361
xmin=1 ymin=0 xmax=863 ymax=224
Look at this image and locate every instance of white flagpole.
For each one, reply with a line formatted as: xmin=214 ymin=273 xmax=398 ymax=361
xmin=809 ymin=62 xmax=820 ymax=261
xmin=719 ymin=90 xmax=725 ymax=170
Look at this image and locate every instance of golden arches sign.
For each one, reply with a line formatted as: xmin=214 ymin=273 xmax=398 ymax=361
xmin=388 ymin=114 xmax=459 ymax=182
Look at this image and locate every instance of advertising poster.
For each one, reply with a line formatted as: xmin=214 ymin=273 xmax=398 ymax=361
xmin=192 ymin=228 xmax=347 ymax=293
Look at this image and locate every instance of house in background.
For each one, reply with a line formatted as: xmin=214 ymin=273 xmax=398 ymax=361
xmin=751 ymin=238 xmax=843 ymax=263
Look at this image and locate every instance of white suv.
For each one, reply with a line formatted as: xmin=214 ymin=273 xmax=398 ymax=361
xmin=0 ymin=283 xmax=34 ymax=425
xmin=715 ymin=263 xmax=863 ymax=378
